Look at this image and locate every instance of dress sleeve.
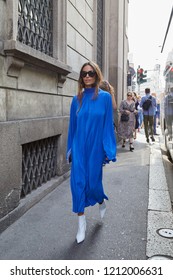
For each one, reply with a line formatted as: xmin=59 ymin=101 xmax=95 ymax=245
xmin=66 ymin=96 xmax=78 ymax=162
xmin=103 ymin=94 xmax=117 ymax=162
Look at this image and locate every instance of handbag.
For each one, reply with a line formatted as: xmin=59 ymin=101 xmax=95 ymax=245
xmin=121 ymin=113 xmax=129 ymax=122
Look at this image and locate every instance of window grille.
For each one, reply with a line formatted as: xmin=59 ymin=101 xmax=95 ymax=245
xmin=17 ymin=0 xmax=53 ymax=56
xmin=97 ymin=0 xmax=103 ymax=70
xmin=21 ymin=136 xmax=58 ymax=197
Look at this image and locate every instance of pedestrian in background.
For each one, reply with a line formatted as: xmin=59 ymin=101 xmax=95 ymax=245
xmin=137 ymin=95 xmax=143 ymax=130
xmin=99 ymin=80 xmax=117 ymax=132
xmin=155 ymin=95 xmax=161 ymax=133
xmin=117 ymin=92 xmax=136 ymax=151
xmin=151 ymin=92 xmax=160 ymax=135
xmin=140 ymin=88 xmax=156 ymax=143
xmin=67 ymin=61 xmax=117 ymax=244
xmin=99 ymin=80 xmax=117 ymax=110
xmin=156 ymin=99 xmax=161 ymax=126
xmin=151 ymin=92 xmax=157 ymax=135
xmin=132 ymin=92 xmax=139 ymax=139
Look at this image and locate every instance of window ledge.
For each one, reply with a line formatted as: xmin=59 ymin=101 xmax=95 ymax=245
xmin=4 ymin=40 xmax=72 ymax=85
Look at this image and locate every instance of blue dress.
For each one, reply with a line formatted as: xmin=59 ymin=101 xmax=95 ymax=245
xmin=67 ymin=87 xmax=117 ymax=213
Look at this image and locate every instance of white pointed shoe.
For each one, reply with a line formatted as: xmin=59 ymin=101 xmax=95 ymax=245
xmin=99 ymin=201 xmax=106 ymax=219
xmin=76 ymin=215 xmax=86 ymax=244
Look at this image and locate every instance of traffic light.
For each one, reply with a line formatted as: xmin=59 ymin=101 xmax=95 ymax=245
xmin=140 ymin=69 xmax=147 ymax=83
xmin=137 ymin=67 xmax=147 ymax=84
xmin=137 ymin=68 xmax=141 ymax=84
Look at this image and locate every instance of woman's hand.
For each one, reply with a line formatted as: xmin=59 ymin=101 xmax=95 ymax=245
xmin=104 ymin=157 xmax=110 ymax=164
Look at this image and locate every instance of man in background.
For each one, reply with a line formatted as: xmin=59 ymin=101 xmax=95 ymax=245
xmin=140 ymin=88 xmax=157 ymax=143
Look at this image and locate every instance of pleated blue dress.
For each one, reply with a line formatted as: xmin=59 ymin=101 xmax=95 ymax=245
xmin=67 ymin=87 xmax=117 ymax=213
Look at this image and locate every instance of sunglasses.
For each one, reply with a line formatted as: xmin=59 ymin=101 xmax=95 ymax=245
xmin=81 ymin=70 xmax=96 ymax=78
xmin=127 ymin=94 xmax=132 ymax=97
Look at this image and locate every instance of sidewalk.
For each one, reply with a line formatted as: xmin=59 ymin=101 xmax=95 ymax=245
xmin=0 ymin=129 xmax=173 ymax=260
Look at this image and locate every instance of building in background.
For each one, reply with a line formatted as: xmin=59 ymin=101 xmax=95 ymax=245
xmin=0 ymin=0 xmax=129 ymax=221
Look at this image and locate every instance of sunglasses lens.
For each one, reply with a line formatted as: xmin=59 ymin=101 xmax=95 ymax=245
xmin=88 ymin=71 xmax=96 ymax=77
xmin=81 ymin=71 xmax=95 ymax=78
xmin=81 ymin=71 xmax=87 ymax=78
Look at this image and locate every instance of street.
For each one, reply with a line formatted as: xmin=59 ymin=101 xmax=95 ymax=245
xmin=0 ymin=129 xmax=172 ymax=260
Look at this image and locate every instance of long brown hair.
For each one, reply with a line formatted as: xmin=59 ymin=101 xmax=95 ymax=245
xmin=99 ymin=80 xmax=115 ymax=95
xmin=77 ymin=61 xmax=103 ymax=101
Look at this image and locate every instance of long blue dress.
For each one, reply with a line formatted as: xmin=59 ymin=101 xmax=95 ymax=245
xmin=67 ymin=87 xmax=117 ymax=213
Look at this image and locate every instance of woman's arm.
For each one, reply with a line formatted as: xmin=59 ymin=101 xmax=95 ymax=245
xmin=111 ymin=93 xmax=117 ymax=110
xmin=66 ymin=96 xmax=78 ymax=162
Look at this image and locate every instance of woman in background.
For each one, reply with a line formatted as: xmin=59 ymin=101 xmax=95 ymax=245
xmin=137 ymin=95 xmax=143 ymax=130
xmin=99 ymin=80 xmax=117 ymax=110
xmin=132 ymin=92 xmax=139 ymax=139
xmin=118 ymin=92 xmax=136 ymax=151
xmin=100 ymin=80 xmax=117 ymax=132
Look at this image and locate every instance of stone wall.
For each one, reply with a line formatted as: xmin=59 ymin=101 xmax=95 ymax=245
xmin=0 ymin=0 xmax=97 ymax=219
xmin=67 ymin=0 xmax=95 ymax=72
xmin=0 ymin=0 xmax=129 ymax=221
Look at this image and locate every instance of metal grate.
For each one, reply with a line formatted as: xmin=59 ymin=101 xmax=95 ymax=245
xmin=97 ymin=0 xmax=103 ymax=70
xmin=17 ymin=0 xmax=53 ymax=56
xmin=21 ymin=136 xmax=58 ymax=197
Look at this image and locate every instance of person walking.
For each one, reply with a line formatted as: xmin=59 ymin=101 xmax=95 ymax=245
xmin=99 ymin=80 xmax=117 ymax=110
xmin=99 ymin=80 xmax=117 ymax=134
xmin=151 ymin=92 xmax=160 ymax=135
xmin=151 ymin=92 xmax=157 ymax=135
xmin=117 ymin=92 xmax=136 ymax=151
xmin=156 ymin=100 xmax=161 ymax=127
xmin=137 ymin=95 xmax=143 ymax=130
xmin=67 ymin=61 xmax=117 ymax=244
xmin=140 ymin=88 xmax=156 ymax=143
xmin=132 ymin=92 xmax=139 ymax=139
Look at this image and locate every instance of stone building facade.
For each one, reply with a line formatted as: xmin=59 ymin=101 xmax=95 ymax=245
xmin=0 ymin=0 xmax=129 ymax=226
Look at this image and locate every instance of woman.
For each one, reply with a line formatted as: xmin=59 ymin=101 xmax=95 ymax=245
xmin=132 ymin=92 xmax=139 ymax=139
xmin=118 ymin=92 xmax=136 ymax=151
xmin=99 ymin=80 xmax=117 ymax=133
xmin=137 ymin=95 xmax=143 ymax=130
xmin=67 ymin=61 xmax=116 ymax=243
xmin=99 ymin=80 xmax=117 ymax=110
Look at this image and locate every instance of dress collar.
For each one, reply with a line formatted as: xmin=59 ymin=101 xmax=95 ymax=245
xmin=84 ymin=87 xmax=95 ymax=94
